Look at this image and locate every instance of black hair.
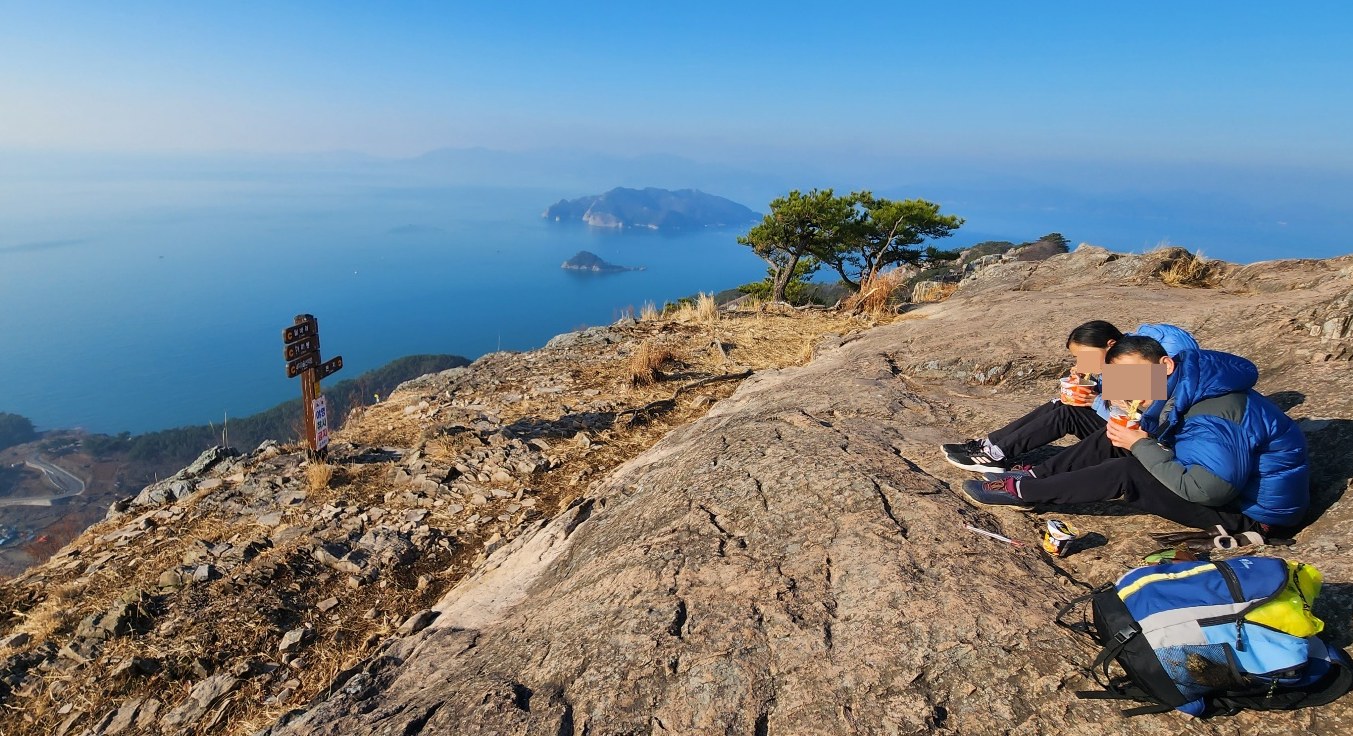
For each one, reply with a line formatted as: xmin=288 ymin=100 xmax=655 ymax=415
xmin=1106 ymin=335 xmax=1168 ymax=363
xmin=1065 ymin=320 xmax=1124 ymax=349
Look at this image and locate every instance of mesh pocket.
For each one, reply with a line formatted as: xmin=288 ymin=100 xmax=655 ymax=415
xmin=1156 ymin=644 xmax=1245 ymax=701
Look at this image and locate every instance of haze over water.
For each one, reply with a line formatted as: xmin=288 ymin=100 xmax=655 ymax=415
xmin=2 ymin=154 xmax=1348 ymax=436
xmin=0 ymin=175 xmax=773 ymax=434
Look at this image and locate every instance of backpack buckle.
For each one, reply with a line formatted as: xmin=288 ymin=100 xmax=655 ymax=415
xmin=1111 ymin=628 xmax=1137 ymax=646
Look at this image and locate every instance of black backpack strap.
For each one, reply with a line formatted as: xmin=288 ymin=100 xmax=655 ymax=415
xmin=1122 ymin=703 xmax=1176 ymax=716
xmin=1090 ymin=627 xmax=1139 ymax=675
xmin=1055 ymin=583 xmax=1114 ymax=634
xmin=1078 ymin=678 xmax=1172 ymax=716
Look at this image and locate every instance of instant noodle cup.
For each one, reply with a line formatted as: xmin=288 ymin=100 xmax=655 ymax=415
xmin=1042 ymin=519 xmax=1080 ymax=557
xmin=1059 ymin=375 xmax=1097 ymax=406
xmin=1108 ymin=404 xmax=1141 ymax=430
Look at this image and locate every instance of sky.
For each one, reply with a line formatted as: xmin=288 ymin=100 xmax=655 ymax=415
xmin=3 ymin=2 xmax=1352 ymax=172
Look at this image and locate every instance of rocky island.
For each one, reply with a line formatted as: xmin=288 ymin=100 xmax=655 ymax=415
xmin=3 ymin=245 xmax=1352 ymax=736
xmin=560 ymin=250 xmax=644 ymax=273
xmin=543 ymin=187 xmax=759 ymax=230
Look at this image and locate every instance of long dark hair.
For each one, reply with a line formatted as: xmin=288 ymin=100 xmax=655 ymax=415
xmin=1066 ymin=320 xmax=1124 ymax=349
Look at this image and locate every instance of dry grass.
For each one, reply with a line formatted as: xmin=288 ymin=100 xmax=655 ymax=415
xmin=696 ymin=292 xmax=718 ymax=324
xmin=15 ymin=581 xmax=82 ymax=641
xmin=922 ymin=282 xmax=959 ymax=302
xmin=669 ymin=292 xmax=719 ymax=325
xmin=1156 ymin=247 xmax=1225 ymax=288
xmin=306 ymin=461 xmax=334 ymax=491
xmin=628 ymin=341 xmax=676 ymax=386
xmin=798 ymin=341 xmax=816 ymax=365
xmin=845 ymin=269 xmax=911 ymax=313
xmin=639 ymin=301 xmax=659 ymax=321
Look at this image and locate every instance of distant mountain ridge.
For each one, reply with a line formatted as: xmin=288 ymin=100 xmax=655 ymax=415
xmin=543 ymin=187 xmax=759 ymax=230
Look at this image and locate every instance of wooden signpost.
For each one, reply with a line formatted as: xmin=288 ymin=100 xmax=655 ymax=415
xmin=282 ymin=314 xmax=343 ymax=456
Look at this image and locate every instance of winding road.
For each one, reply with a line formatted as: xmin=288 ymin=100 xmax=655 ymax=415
xmin=0 ymin=454 xmax=88 ymax=508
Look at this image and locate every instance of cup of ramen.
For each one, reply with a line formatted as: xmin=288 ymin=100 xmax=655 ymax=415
xmin=1042 ymin=519 xmax=1080 ymax=557
xmin=1108 ymin=404 xmax=1141 ymax=430
xmin=1059 ymin=375 xmax=1097 ymax=406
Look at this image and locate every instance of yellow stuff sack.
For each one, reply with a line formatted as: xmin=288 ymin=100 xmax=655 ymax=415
xmin=1245 ymin=560 xmax=1324 ymax=638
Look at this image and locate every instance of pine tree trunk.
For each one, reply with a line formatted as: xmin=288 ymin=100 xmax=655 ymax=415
xmin=772 ymin=254 xmax=801 ymax=303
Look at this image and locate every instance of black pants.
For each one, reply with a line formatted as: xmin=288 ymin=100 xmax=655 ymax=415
xmin=1019 ymin=427 xmax=1251 ymax=532
xmin=988 ymin=400 xmax=1105 ymax=460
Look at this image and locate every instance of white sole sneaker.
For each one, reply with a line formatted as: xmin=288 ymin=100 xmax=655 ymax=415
xmin=943 ymin=452 xmax=1007 ymax=474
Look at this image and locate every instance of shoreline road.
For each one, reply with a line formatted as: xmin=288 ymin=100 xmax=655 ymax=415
xmin=0 ymin=454 xmax=89 ymax=508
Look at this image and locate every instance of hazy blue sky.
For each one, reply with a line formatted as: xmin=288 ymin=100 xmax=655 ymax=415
xmin=3 ymin=2 xmax=1351 ymax=170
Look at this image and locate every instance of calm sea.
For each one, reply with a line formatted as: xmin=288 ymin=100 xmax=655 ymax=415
xmin=0 ymin=184 xmax=767 ymax=434
xmin=3 ymin=169 xmax=1348 ymax=435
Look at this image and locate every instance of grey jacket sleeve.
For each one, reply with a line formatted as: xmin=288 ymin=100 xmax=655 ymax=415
xmin=1130 ymin=438 xmax=1239 ymax=506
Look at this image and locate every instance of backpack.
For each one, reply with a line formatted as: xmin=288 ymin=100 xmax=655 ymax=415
xmin=1057 ymin=556 xmax=1352 ymax=717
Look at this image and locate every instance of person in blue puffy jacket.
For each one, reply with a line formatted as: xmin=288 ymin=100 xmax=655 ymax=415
xmin=943 ymin=320 xmax=1199 ymax=474
xmin=963 ymin=336 xmax=1310 ymax=534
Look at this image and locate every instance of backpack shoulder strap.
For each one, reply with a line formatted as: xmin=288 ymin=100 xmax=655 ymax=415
xmin=1055 ymin=583 xmax=1115 ymax=634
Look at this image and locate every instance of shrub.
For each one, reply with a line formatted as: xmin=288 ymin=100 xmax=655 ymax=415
xmin=306 ymin=462 xmax=334 ymax=491
xmin=628 ymin=341 xmax=676 ymax=386
xmin=1155 ymin=247 xmax=1225 ymax=288
xmin=845 ymin=269 xmax=911 ymax=314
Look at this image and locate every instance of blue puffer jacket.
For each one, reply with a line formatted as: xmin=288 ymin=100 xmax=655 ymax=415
xmin=1090 ymin=323 xmax=1201 ymax=425
xmin=1131 ymin=349 xmax=1310 ymax=526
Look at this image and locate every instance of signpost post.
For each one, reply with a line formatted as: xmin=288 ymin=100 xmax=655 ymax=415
xmin=282 ymin=314 xmax=342 ymax=457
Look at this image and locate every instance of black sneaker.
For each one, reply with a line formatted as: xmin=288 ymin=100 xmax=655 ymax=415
xmin=961 ymin=478 xmax=1033 ymax=511
xmin=944 ymin=444 xmax=1009 ymax=473
xmin=940 ymin=439 xmax=984 ymax=456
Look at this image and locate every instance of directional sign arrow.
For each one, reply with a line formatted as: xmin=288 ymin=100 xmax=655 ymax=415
xmin=283 ymin=317 xmax=317 ymax=345
xmin=284 ymin=336 xmax=320 ymax=361
xmin=316 ymin=355 xmax=343 ymax=380
xmin=286 ymin=351 xmax=319 ymax=378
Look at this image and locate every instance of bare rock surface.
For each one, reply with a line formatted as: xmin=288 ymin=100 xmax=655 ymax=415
xmin=266 ymin=248 xmax=1353 ymax=735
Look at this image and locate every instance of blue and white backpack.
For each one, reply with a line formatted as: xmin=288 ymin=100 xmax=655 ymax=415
xmin=1058 ymin=556 xmax=1351 ymax=717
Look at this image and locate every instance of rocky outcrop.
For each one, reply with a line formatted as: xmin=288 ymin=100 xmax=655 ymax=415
xmin=266 ymin=249 xmax=1353 ymax=735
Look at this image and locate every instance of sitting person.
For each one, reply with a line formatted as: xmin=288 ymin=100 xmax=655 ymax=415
xmin=943 ymin=320 xmax=1198 ymax=473
xmin=961 ymin=337 xmax=1310 ymax=536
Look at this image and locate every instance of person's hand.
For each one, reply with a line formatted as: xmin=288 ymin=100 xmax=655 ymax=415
xmin=1106 ymin=420 xmax=1149 ymax=450
xmin=1060 ymin=386 xmax=1096 ymax=406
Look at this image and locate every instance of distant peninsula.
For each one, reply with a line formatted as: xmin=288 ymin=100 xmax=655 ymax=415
xmin=561 ymin=250 xmax=644 ymax=273
xmin=543 ymin=187 xmax=759 ymax=230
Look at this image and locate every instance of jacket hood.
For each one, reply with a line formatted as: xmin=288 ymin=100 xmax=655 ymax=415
xmin=1166 ymin=349 xmax=1259 ymax=415
xmin=1132 ymin=323 xmax=1200 ymax=358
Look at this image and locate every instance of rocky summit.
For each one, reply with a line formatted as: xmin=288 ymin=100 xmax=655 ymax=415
xmin=3 ymin=245 xmax=1352 ymax=735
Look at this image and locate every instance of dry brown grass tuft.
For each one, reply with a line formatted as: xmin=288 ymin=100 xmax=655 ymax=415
xmin=16 ymin=580 xmax=84 ymax=641
xmin=1157 ymin=248 xmax=1225 ymax=288
xmin=845 ymin=269 xmax=911 ymax=313
xmin=639 ymin=301 xmax=659 ymax=321
xmin=798 ymin=341 xmax=815 ymax=365
xmin=669 ymin=292 xmax=720 ymax=325
xmin=628 ymin=341 xmax=676 ymax=386
xmin=696 ymin=292 xmax=718 ymax=324
xmin=306 ymin=462 xmax=334 ymax=491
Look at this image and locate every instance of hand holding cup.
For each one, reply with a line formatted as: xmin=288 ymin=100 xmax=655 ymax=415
xmin=1059 ymin=374 xmax=1097 ymax=407
xmin=1106 ymin=403 xmax=1147 ymax=449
